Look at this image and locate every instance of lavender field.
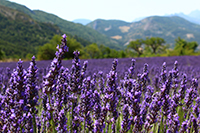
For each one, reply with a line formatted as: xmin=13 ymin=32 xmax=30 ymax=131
xmin=0 ymin=34 xmax=200 ymax=133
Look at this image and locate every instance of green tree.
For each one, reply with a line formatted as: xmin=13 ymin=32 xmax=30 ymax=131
xmin=37 ymin=43 xmax=56 ymax=60
xmin=119 ymin=50 xmax=126 ymax=58
xmin=37 ymin=35 xmax=83 ymax=60
xmin=144 ymin=37 xmax=165 ymax=54
xmin=0 ymin=47 xmax=5 ymax=60
xmin=64 ymin=36 xmax=83 ymax=59
xmin=127 ymin=39 xmax=144 ymax=57
xmin=109 ymin=49 xmax=120 ymax=58
xmin=173 ymin=37 xmax=198 ymax=56
xmin=99 ymin=44 xmax=111 ymax=58
xmin=84 ymin=43 xmax=101 ymax=59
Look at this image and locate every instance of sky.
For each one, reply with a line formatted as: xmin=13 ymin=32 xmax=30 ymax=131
xmin=9 ymin=0 xmax=200 ymax=22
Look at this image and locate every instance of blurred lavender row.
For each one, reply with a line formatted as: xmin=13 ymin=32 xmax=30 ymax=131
xmin=0 ymin=34 xmax=200 ymax=133
xmin=1 ymin=55 xmax=200 ymax=81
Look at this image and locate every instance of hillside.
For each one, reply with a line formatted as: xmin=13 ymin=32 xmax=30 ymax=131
xmin=0 ymin=0 xmax=121 ymax=49
xmin=0 ymin=5 xmax=61 ymax=58
xmin=87 ymin=16 xmax=200 ymax=47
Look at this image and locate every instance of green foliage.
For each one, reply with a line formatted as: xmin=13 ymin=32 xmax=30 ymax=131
xmin=64 ymin=36 xmax=83 ymax=59
xmin=169 ymin=37 xmax=198 ymax=56
xmin=84 ymin=43 xmax=101 ymax=59
xmin=144 ymin=37 xmax=166 ymax=54
xmin=0 ymin=47 xmax=5 ymax=60
xmin=81 ymin=44 xmax=128 ymax=59
xmin=99 ymin=44 xmax=112 ymax=58
xmin=37 ymin=43 xmax=56 ymax=60
xmin=0 ymin=7 xmax=61 ymax=59
xmin=72 ymin=35 xmax=92 ymax=47
xmin=37 ymin=35 xmax=127 ymax=60
xmin=37 ymin=35 xmax=83 ymax=60
xmin=127 ymin=39 xmax=144 ymax=57
xmin=118 ymin=50 xmax=126 ymax=58
xmin=127 ymin=37 xmax=199 ymax=58
xmin=109 ymin=49 xmax=121 ymax=58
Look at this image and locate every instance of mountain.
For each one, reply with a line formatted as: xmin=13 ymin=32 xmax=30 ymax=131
xmin=73 ymin=19 xmax=92 ymax=25
xmin=0 ymin=0 xmax=121 ymax=49
xmin=87 ymin=16 xmax=200 ymax=47
xmin=0 ymin=4 xmax=62 ymax=58
xmin=166 ymin=12 xmax=200 ymax=25
xmin=188 ymin=10 xmax=200 ymax=20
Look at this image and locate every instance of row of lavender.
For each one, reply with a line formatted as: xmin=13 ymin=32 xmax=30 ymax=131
xmin=0 ymin=34 xmax=200 ymax=132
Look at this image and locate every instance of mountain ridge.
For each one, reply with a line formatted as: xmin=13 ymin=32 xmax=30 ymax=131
xmin=87 ymin=16 xmax=200 ymax=47
xmin=0 ymin=0 xmax=122 ymax=49
xmin=0 ymin=4 xmax=62 ymax=58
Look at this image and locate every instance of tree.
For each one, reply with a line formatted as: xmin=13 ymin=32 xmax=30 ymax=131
xmin=37 ymin=35 xmax=83 ymax=60
xmin=84 ymin=43 xmax=101 ymax=59
xmin=64 ymin=36 xmax=83 ymax=59
xmin=127 ymin=39 xmax=144 ymax=57
xmin=99 ymin=44 xmax=111 ymax=58
xmin=37 ymin=43 xmax=56 ymax=60
xmin=0 ymin=47 xmax=5 ymax=60
xmin=144 ymin=37 xmax=165 ymax=54
xmin=173 ymin=37 xmax=198 ymax=56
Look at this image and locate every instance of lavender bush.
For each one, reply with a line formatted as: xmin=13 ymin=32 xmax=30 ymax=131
xmin=0 ymin=34 xmax=200 ymax=133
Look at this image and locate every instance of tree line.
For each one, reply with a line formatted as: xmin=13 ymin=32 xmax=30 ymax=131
xmin=0 ymin=35 xmax=199 ymax=61
xmin=127 ymin=37 xmax=198 ymax=57
xmin=36 ymin=35 xmax=199 ymax=60
xmin=36 ymin=35 xmax=126 ymax=60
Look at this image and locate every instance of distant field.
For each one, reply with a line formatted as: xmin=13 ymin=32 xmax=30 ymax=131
xmin=1 ymin=55 xmax=200 ymax=80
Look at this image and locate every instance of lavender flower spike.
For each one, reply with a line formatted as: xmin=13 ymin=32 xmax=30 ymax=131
xmin=43 ymin=34 xmax=68 ymax=95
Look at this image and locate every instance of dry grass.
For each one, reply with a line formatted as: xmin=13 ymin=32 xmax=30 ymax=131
xmin=119 ymin=26 xmax=130 ymax=33
xmin=111 ymin=35 xmax=122 ymax=40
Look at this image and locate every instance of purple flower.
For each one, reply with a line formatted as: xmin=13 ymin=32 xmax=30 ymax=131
xmin=26 ymin=56 xmax=39 ymax=115
xmin=70 ymin=50 xmax=82 ymax=94
xmin=43 ymin=34 xmax=68 ymax=95
xmin=160 ymin=62 xmax=167 ymax=86
xmin=56 ymin=109 xmax=67 ymax=133
xmin=121 ymin=104 xmax=131 ymax=132
xmin=97 ymin=71 xmax=105 ymax=95
xmin=126 ymin=59 xmax=135 ymax=79
xmin=179 ymin=120 xmax=188 ymax=133
xmin=193 ymin=97 xmax=200 ymax=118
xmin=178 ymin=74 xmax=187 ymax=102
xmin=62 ymin=34 xmax=67 ymax=39
xmin=24 ymin=112 xmax=34 ymax=133
xmin=166 ymin=100 xmax=180 ymax=133
xmin=40 ymin=34 xmax=68 ymax=133
xmin=191 ymin=115 xmax=199 ymax=133
xmin=144 ymin=92 xmax=162 ymax=131
xmin=171 ymin=61 xmax=179 ymax=94
xmin=93 ymin=91 xmax=103 ymax=133
xmin=184 ymin=78 xmax=198 ymax=118
xmin=79 ymin=77 xmax=94 ymax=131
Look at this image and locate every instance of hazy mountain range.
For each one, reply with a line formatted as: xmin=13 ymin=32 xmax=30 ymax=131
xmin=70 ymin=10 xmax=200 ymax=47
xmin=166 ymin=10 xmax=200 ymax=25
xmin=73 ymin=10 xmax=200 ymax=25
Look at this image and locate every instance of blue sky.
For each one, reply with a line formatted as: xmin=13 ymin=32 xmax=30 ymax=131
xmin=9 ymin=0 xmax=200 ymax=22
